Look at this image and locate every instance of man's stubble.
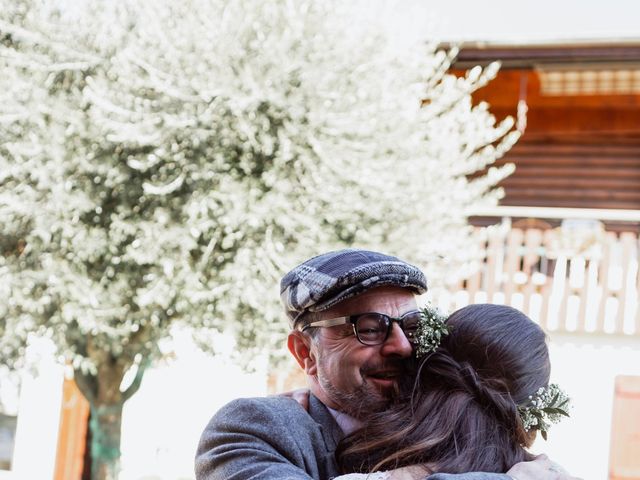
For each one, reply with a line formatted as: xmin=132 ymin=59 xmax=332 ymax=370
xmin=316 ymin=358 xmax=401 ymax=420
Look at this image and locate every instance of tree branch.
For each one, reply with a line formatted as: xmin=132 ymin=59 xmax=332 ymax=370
xmin=121 ymin=356 xmax=150 ymax=403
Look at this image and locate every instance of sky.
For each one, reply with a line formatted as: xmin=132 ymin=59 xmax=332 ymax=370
xmin=52 ymin=0 xmax=640 ymax=44
xmin=423 ymin=0 xmax=640 ymax=42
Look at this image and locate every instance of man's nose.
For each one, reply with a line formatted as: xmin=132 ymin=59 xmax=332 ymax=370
xmin=380 ymin=322 xmax=413 ymax=357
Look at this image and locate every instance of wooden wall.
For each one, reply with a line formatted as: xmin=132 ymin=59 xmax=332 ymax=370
xmin=453 ymin=44 xmax=640 ymax=233
xmin=493 ymin=135 xmax=640 ymax=211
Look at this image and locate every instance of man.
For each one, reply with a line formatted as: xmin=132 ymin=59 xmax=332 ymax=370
xmin=195 ymin=249 xmax=578 ymax=480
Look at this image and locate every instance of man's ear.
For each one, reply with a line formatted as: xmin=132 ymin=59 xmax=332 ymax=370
xmin=287 ymin=331 xmax=317 ymax=375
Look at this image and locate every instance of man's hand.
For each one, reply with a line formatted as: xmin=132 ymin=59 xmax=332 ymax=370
xmin=273 ymin=388 xmax=310 ymax=411
xmin=507 ymin=454 xmax=582 ymax=480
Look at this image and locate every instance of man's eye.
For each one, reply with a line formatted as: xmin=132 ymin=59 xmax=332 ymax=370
xmin=357 ymin=318 xmax=384 ymax=331
xmin=358 ymin=327 xmax=382 ymax=334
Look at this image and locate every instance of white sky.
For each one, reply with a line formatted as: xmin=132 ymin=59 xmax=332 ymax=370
xmin=423 ymin=0 xmax=640 ymax=42
xmin=53 ymin=0 xmax=640 ymax=44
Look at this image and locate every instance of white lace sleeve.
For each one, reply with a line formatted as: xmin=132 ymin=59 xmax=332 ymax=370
xmin=332 ymin=472 xmax=391 ymax=480
xmin=334 ymin=466 xmax=428 ymax=480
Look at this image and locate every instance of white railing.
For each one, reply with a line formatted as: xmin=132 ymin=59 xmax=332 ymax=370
xmin=435 ymin=222 xmax=640 ymax=336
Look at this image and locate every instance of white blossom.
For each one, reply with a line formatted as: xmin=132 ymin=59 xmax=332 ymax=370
xmin=1 ymin=0 xmax=515 ymax=375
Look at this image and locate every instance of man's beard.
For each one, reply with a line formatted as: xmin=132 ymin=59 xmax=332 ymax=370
xmin=317 ymin=362 xmax=403 ymax=420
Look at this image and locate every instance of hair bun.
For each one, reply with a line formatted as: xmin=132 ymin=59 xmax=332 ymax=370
xmin=458 ymin=361 xmax=530 ymax=446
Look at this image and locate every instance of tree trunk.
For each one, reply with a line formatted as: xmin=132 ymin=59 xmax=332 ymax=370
xmin=74 ymin=345 xmax=149 ymax=480
xmin=89 ymin=402 xmax=124 ymax=480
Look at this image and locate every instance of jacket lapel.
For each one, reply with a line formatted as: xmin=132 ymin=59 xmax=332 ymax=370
xmin=308 ymin=394 xmax=344 ymax=451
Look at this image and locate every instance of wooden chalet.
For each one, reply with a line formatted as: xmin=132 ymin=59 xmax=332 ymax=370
xmin=442 ymin=41 xmax=640 ymax=332
xmin=444 ymin=41 xmax=640 ymax=480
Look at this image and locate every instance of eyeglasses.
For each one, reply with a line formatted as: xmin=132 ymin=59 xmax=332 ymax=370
xmin=300 ymin=310 xmax=422 ymax=346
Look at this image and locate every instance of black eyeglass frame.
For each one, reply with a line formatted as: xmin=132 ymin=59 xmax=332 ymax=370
xmin=300 ymin=310 xmax=421 ymax=346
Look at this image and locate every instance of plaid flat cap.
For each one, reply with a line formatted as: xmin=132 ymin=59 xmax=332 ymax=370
xmin=280 ymin=248 xmax=427 ymax=328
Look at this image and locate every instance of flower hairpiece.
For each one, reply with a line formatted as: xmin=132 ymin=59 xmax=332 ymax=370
xmin=414 ymin=304 xmax=449 ymax=357
xmin=518 ymin=383 xmax=571 ymax=440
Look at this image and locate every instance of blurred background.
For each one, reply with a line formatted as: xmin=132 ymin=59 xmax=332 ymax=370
xmin=1 ymin=1 xmax=639 ymax=479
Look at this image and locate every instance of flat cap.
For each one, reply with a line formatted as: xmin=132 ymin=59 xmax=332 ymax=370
xmin=280 ymin=248 xmax=427 ymax=328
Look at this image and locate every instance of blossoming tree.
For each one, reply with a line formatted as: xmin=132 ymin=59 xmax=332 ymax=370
xmin=0 ymin=0 xmax=517 ymax=478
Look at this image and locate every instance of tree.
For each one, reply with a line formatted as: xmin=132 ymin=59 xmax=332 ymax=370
xmin=0 ymin=0 xmax=517 ymax=478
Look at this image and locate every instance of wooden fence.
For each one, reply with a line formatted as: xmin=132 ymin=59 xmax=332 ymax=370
xmin=435 ymin=225 xmax=640 ymax=336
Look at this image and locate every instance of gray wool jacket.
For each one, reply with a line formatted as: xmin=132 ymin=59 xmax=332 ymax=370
xmin=194 ymin=395 xmax=512 ymax=480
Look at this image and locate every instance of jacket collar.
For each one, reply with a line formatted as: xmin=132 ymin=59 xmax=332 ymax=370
xmin=308 ymin=393 xmax=344 ymax=450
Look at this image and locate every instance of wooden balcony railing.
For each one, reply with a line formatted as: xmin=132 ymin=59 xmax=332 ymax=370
xmin=435 ymin=221 xmax=640 ymax=337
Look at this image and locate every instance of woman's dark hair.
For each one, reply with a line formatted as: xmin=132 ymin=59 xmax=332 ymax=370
xmin=336 ymin=304 xmax=551 ymax=475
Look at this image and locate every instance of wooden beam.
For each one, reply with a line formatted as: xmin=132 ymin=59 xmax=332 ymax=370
xmin=469 ymin=206 xmax=640 ymax=222
xmin=449 ymin=42 xmax=640 ymax=69
xmin=53 ymin=376 xmax=89 ymax=480
xmin=461 ymin=70 xmax=640 ymax=110
xmin=489 ymin=107 xmax=640 ymax=134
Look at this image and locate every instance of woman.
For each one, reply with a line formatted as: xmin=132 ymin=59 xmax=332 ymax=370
xmin=334 ymin=304 xmax=570 ymax=480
